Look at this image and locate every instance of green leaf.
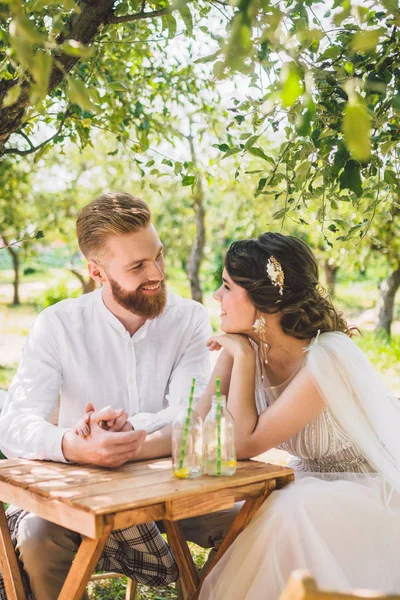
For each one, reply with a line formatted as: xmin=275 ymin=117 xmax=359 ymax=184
xmin=178 ymin=5 xmax=193 ymax=36
xmin=272 ymin=208 xmax=287 ymax=220
xmin=108 ymin=81 xmax=129 ymax=92
xmin=318 ymin=46 xmax=341 ymax=61
xmin=30 ymin=51 xmax=52 ymax=102
xmin=350 ymin=29 xmax=382 ymax=53
xmin=333 ymin=219 xmax=349 ymax=228
xmin=162 ymin=14 xmax=177 ymax=38
xmin=295 ymin=160 xmax=312 ymax=183
xmin=174 ymin=162 xmax=183 ymax=175
xmin=61 ymin=0 xmax=80 ymax=11
xmin=3 ymin=84 xmax=21 ymax=107
xmin=256 ymin=177 xmax=267 ymax=192
xmin=181 ymin=175 xmax=195 ymax=186
xmin=343 ymin=103 xmax=371 ymax=162
xmin=339 ymin=160 xmax=363 ymax=197
xmin=222 ymin=147 xmax=241 ymax=158
xmin=66 ymin=78 xmax=94 ymax=111
xmin=247 ymin=147 xmax=275 ymax=165
xmin=344 ymin=61 xmax=354 ymax=75
xmin=297 ymin=109 xmax=312 ymax=136
xmin=244 ymin=135 xmax=259 ymax=149
xmin=10 ymin=15 xmax=46 ymax=45
xmin=61 ymin=40 xmax=93 ymax=58
xmin=33 ymin=144 xmax=51 ymax=163
xmin=392 ymin=94 xmax=400 ymax=115
xmin=194 ymin=51 xmax=220 ymax=65
xmin=280 ymin=63 xmax=304 ymax=108
xmin=384 ymin=169 xmax=400 ymax=188
xmin=381 ymin=0 xmax=399 ymax=14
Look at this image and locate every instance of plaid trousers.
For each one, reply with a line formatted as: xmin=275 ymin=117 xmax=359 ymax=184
xmin=0 ymin=505 xmax=179 ymax=600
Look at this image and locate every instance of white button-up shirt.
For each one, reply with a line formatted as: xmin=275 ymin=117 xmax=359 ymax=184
xmin=0 ymin=289 xmax=212 ymax=462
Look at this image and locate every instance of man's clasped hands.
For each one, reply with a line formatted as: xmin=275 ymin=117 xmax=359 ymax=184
xmin=61 ymin=403 xmax=147 ymax=467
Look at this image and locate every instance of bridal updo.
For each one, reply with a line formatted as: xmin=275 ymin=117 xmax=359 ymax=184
xmin=224 ymin=232 xmax=355 ymax=339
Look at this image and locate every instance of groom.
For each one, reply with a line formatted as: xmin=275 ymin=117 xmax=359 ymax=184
xmin=0 ymin=192 xmax=233 ymax=600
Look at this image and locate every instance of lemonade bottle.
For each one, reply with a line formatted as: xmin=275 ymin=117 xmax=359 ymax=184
xmin=204 ymin=394 xmax=236 ymax=476
xmin=172 ymin=396 xmax=203 ymax=479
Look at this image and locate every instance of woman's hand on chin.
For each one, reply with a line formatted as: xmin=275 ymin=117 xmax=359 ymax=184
xmin=206 ymin=333 xmax=255 ymax=359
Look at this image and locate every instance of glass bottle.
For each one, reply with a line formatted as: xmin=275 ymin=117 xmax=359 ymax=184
xmin=172 ymin=397 xmax=203 ymax=479
xmin=204 ymin=395 xmax=236 ymax=476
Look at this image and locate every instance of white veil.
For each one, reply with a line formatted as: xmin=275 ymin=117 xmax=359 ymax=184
xmin=305 ymin=331 xmax=400 ymax=493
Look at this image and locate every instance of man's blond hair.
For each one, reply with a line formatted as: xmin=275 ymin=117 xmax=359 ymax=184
xmin=76 ymin=192 xmax=151 ymax=260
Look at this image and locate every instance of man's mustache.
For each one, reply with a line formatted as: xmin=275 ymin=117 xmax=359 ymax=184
xmin=137 ymin=279 xmax=164 ymax=292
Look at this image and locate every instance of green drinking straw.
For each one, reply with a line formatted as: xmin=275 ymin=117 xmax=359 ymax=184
xmin=178 ymin=377 xmax=196 ymax=470
xmin=216 ymin=375 xmax=222 ymax=476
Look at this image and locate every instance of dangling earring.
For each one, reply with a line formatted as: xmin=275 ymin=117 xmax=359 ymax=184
xmin=252 ymin=315 xmax=271 ymax=365
xmin=252 ymin=315 xmax=266 ymax=336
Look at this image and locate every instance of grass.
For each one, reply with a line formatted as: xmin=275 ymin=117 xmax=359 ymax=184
xmin=355 ymin=331 xmax=400 ymax=385
xmin=334 ymin=280 xmax=379 ymax=318
xmin=87 ymin=542 xmax=207 ymax=600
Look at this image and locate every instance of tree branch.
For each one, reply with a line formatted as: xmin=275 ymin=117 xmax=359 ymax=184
xmin=4 ymin=108 xmax=70 ymax=157
xmin=18 ymin=130 xmax=35 ymax=150
xmin=1 ymin=235 xmax=18 ymax=259
xmin=211 ymin=0 xmax=231 ymax=6
xmin=109 ymin=6 xmax=172 ymax=24
xmin=1 ymin=231 xmax=43 ymax=252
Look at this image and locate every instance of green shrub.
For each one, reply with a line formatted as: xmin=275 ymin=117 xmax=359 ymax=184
xmin=35 ymin=281 xmax=80 ymax=310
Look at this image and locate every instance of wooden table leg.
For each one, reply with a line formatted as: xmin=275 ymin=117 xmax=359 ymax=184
xmin=163 ymin=519 xmax=200 ymax=599
xmin=0 ymin=503 xmax=26 ymax=600
xmin=193 ymin=479 xmax=279 ymax=600
xmin=58 ymin=515 xmax=114 ymax=600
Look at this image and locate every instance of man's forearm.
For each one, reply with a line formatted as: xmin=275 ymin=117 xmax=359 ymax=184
xmin=133 ymin=425 xmax=172 ymax=461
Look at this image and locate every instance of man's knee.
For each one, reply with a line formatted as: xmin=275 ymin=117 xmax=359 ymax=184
xmin=16 ymin=513 xmax=80 ymax=568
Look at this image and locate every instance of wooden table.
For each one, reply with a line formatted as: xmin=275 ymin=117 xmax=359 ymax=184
xmin=0 ymin=458 xmax=294 ymax=600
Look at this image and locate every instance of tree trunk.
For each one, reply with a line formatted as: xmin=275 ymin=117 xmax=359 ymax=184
xmin=69 ymin=269 xmax=96 ymax=294
xmin=186 ymin=131 xmax=205 ymax=304
xmin=323 ymin=260 xmax=339 ymax=297
xmin=375 ymin=265 xmax=400 ymax=337
xmin=2 ymin=236 xmax=20 ymax=305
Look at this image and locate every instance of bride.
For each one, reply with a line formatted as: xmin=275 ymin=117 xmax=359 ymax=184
xmin=197 ymin=232 xmax=400 ymax=599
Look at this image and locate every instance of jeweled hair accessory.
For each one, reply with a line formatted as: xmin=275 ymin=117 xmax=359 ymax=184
xmin=266 ymin=256 xmax=284 ymax=295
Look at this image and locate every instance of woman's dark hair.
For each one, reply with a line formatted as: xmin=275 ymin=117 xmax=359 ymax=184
xmin=225 ymin=232 xmax=356 ymax=339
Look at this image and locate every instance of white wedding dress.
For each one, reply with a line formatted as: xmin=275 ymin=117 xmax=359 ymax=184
xmin=199 ymin=332 xmax=400 ymax=599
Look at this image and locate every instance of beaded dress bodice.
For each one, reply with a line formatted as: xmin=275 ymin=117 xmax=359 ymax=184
xmin=254 ymin=341 xmax=375 ymax=474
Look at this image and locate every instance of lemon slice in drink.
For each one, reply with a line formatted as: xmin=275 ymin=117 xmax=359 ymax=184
xmin=174 ymin=468 xmax=190 ymax=479
xmin=223 ymin=460 xmax=237 ymax=468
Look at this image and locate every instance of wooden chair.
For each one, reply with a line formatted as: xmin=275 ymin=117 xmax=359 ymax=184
xmin=280 ymin=570 xmax=400 ymax=600
xmin=89 ymin=572 xmax=137 ymax=599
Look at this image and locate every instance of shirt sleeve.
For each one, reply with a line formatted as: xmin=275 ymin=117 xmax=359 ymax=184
xmin=0 ymin=309 xmax=70 ymax=462
xmin=129 ymin=305 xmax=212 ymax=434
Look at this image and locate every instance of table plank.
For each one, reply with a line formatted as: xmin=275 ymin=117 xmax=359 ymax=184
xmin=163 ymin=520 xmax=200 ymax=597
xmin=0 ymin=481 xmax=100 ymax=538
xmin=70 ymin=464 xmax=293 ymax=515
